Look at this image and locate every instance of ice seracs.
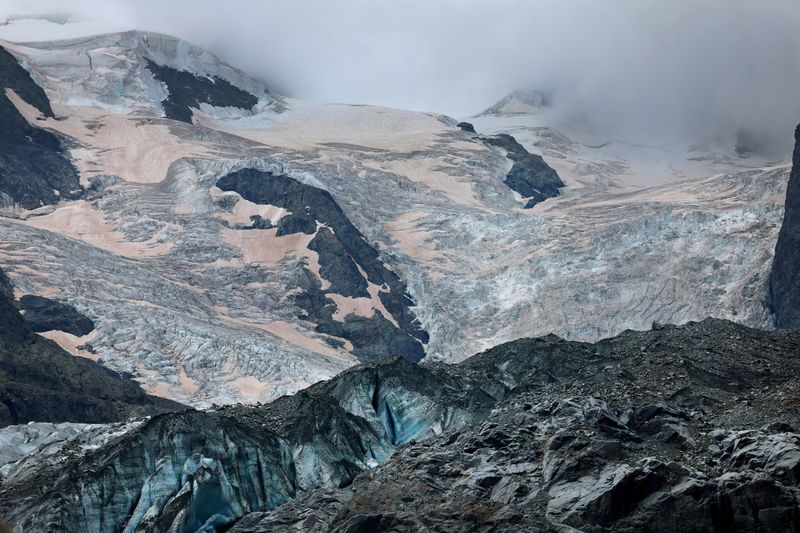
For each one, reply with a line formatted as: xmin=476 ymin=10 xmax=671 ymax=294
xmin=0 ymin=33 xmax=788 ymax=409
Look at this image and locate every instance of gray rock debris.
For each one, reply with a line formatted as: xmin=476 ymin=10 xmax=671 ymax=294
xmin=3 ymin=318 xmax=800 ymax=532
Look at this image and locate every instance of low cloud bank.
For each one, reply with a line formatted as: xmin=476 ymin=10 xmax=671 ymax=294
xmin=2 ymin=0 xmax=798 ymax=155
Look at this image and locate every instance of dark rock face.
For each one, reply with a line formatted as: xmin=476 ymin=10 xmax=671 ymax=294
xmin=220 ymin=213 xmax=274 ymax=231
xmin=4 ymin=318 xmax=800 ymax=532
xmin=309 ymin=227 xmax=370 ymax=297
xmin=18 ymin=295 xmax=94 ymax=336
xmin=0 ymin=269 xmax=31 ymax=346
xmin=242 ymin=409 xmax=800 ymax=532
xmin=247 ymin=214 xmax=274 ymax=230
xmin=0 ymin=46 xmax=80 ymax=209
xmin=216 ymin=169 xmax=428 ymax=362
xmin=0 ymin=47 xmax=53 ymax=118
xmin=145 ymin=59 xmax=259 ymax=123
xmin=0 ymin=269 xmax=181 ymax=428
xmin=454 ymin=122 xmax=563 ymax=208
xmin=483 ymin=133 xmax=564 ymax=208
xmin=457 ymin=121 xmax=476 ymax=133
xmin=769 ymin=124 xmax=800 ymax=328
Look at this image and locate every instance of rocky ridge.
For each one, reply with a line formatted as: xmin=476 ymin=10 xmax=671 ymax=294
xmin=216 ymin=168 xmax=429 ymax=362
xmin=0 ymin=267 xmax=181 ymax=428
xmin=17 ymin=294 xmax=95 ymax=336
xmin=2 ymin=319 xmax=799 ymax=531
xmin=144 ymin=59 xmax=259 ymax=123
xmin=482 ymin=132 xmax=564 ymax=207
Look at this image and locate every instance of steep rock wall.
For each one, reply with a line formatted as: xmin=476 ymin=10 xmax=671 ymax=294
xmin=769 ymin=124 xmax=800 ymax=328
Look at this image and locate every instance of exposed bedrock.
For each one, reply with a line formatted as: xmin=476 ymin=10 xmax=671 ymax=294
xmin=483 ymin=132 xmax=564 ymax=208
xmin=18 ymin=294 xmax=95 ymax=336
xmin=0 ymin=46 xmax=80 ymax=209
xmin=238 ymin=400 xmax=800 ymax=532
xmin=457 ymin=121 xmax=476 ymax=133
xmin=145 ymin=59 xmax=259 ymax=123
xmin=234 ymin=319 xmax=800 ymax=532
xmin=0 ymin=47 xmax=53 ymax=117
xmin=3 ymin=319 xmax=800 ymax=532
xmin=216 ymin=168 xmax=429 ymax=362
xmin=769 ymin=124 xmax=800 ymax=328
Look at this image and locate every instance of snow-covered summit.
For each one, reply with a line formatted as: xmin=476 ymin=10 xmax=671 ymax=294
xmin=1 ymin=30 xmax=276 ymax=116
xmin=477 ymin=89 xmax=550 ymax=117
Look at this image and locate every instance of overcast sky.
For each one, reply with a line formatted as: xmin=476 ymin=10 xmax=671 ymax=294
xmin=1 ymin=0 xmax=800 ymax=154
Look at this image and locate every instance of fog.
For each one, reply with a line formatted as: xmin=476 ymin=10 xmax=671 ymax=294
xmin=1 ymin=0 xmax=799 ymax=155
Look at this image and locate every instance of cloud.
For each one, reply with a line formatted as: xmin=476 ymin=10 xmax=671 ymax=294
xmin=1 ymin=0 xmax=799 ymax=155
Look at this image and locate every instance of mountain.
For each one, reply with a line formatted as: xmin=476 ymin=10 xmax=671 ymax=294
xmin=478 ymin=89 xmax=551 ymax=116
xmin=2 ymin=318 xmax=799 ymax=531
xmin=0 ymin=32 xmax=787 ymax=412
xmin=769 ymin=125 xmax=800 ymax=328
xmin=0 ymin=31 xmax=575 ymax=408
xmin=0 ymin=28 xmax=796 ymax=533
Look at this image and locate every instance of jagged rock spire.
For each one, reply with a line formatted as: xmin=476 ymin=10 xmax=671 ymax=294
xmin=769 ymin=124 xmax=800 ymax=327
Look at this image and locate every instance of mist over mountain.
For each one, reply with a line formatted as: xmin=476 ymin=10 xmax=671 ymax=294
xmin=0 ymin=4 xmax=799 ymax=532
xmin=2 ymin=0 xmax=799 ymax=156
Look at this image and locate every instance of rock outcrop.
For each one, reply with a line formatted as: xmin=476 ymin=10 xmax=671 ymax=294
xmin=457 ymin=121 xmax=476 ymax=133
xmin=483 ymin=133 xmax=565 ymax=208
xmin=17 ymin=295 xmax=94 ymax=336
xmin=769 ymin=124 xmax=800 ymax=328
xmin=216 ymin=168 xmax=429 ymax=363
xmin=0 ymin=268 xmax=181 ymax=428
xmin=3 ymin=319 xmax=799 ymax=531
xmin=0 ymin=46 xmax=80 ymax=209
xmin=145 ymin=59 xmax=259 ymax=123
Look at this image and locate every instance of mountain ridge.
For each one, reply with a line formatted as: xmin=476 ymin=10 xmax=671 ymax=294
xmin=2 ymin=318 xmax=799 ymax=531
